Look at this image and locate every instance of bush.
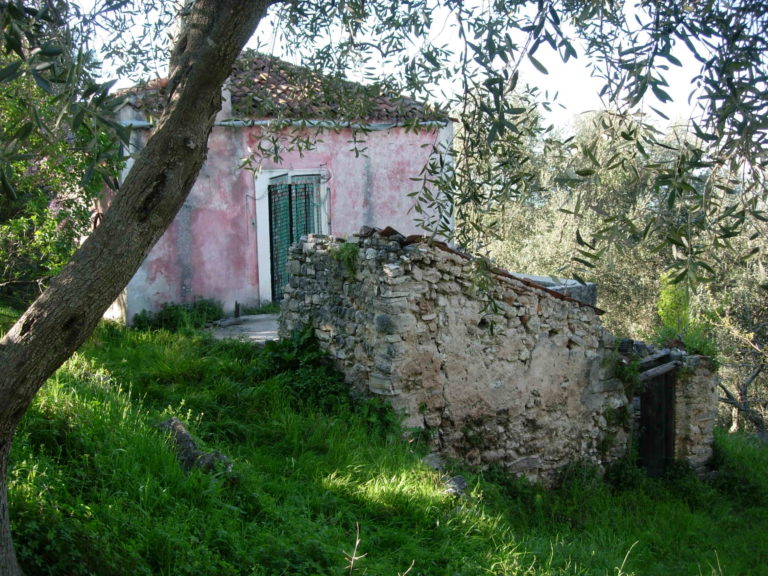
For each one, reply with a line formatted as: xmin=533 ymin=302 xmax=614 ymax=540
xmin=657 ymin=273 xmax=691 ymax=336
xmin=253 ymin=326 xmax=330 ymax=376
xmin=269 ymin=367 xmax=350 ymax=414
xmin=252 ymin=328 xmax=351 ymax=414
xmin=132 ymin=300 xmax=224 ymax=332
xmin=655 ymin=273 xmax=718 ymax=357
xmin=353 ymin=396 xmax=402 ymax=441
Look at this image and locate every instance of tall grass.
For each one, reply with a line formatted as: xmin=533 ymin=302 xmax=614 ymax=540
xmin=7 ymin=320 xmax=768 ymax=575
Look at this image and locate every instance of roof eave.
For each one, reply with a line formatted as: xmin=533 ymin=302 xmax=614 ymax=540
xmin=120 ymin=117 xmax=451 ymax=130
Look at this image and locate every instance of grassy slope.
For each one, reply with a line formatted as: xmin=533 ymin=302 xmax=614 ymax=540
xmin=5 ymin=319 xmax=768 ymax=576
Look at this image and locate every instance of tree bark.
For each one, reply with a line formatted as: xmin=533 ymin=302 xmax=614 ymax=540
xmin=729 ymin=406 xmax=740 ymax=433
xmin=0 ymin=1 xmax=276 ymax=573
xmin=0 ymin=441 xmax=17 ymax=576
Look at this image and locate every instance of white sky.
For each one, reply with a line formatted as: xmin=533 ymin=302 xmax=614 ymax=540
xmin=515 ymin=44 xmax=701 ymax=133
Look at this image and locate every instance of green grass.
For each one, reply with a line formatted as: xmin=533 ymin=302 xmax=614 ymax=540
xmin=7 ymin=320 xmax=768 ymax=575
xmin=131 ymin=299 xmax=225 ymax=333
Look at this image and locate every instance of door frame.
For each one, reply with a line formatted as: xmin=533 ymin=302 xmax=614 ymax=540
xmin=255 ymin=169 xmax=329 ymax=303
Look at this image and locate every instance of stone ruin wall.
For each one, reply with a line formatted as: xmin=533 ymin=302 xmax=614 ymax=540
xmin=279 ymin=229 xmax=718 ymax=483
xmin=674 ymin=357 xmax=719 ymax=471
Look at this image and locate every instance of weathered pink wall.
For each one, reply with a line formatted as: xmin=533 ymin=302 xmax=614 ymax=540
xmin=248 ymin=128 xmax=444 ymax=237
xmin=118 ymin=123 xmax=449 ymax=320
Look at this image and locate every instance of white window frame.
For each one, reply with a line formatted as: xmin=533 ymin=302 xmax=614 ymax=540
xmin=255 ymin=169 xmax=330 ymax=303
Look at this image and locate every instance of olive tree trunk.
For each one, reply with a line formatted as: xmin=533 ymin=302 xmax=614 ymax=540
xmin=0 ymin=1 xmax=275 ymax=573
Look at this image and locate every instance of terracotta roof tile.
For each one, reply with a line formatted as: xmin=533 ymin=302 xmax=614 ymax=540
xmin=120 ymin=51 xmax=446 ymax=124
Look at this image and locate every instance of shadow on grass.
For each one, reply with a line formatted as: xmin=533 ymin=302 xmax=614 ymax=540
xmin=8 ymin=322 xmax=768 ymax=575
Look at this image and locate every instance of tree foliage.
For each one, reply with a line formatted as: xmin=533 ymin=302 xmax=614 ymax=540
xmin=251 ymin=0 xmax=768 ymax=284
xmin=0 ymin=1 xmax=129 ymax=305
xmin=0 ymin=74 xmax=120 ymax=302
xmin=476 ymin=107 xmax=767 ymax=435
xmin=341 ymin=0 xmax=768 ymax=283
xmin=3 ymin=0 xmax=766 ymax=286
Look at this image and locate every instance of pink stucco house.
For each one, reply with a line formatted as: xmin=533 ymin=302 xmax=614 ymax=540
xmin=107 ymin=53 xmax=452 ymax=321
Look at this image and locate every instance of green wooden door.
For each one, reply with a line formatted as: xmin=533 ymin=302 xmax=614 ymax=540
xmin=267 ymin=174 xmax=321 ymax=300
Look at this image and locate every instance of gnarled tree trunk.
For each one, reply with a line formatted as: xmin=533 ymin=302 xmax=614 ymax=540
xmin=0 ymin=1 xmax=275 ymax=573
xmin=0 ymin=441 xmax=14 ymax=574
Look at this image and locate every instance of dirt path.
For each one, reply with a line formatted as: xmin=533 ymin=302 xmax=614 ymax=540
xmin=210 ymin=314 xmax=279 ymax=344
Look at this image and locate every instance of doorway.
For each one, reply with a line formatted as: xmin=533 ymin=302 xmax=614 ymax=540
xmin=638 ymin=370 xmax=676 ymax=477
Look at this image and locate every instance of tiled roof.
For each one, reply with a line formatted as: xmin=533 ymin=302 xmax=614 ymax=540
xmin=121 ymin=52 xmax=446 ymax=124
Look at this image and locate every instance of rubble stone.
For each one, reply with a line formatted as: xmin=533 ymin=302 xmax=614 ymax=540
xmin=280 ymin=231 xmax=717 ymax=484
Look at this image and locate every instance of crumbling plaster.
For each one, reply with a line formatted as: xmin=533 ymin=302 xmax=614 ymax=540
xmin=108 ymin=102 xmax=449 ymax=321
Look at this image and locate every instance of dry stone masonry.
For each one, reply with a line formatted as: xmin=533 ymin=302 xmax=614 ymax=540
xmin=674 ymin=357 xmax=719 ymax=471
xmin=280 ymin=228 xmax=718 ymax=484
xmin=629 ymin=346 xmax=719 ymax=474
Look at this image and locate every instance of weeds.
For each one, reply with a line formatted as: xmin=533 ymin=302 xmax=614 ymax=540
xmin=132 ymin=299 xmax=224 ymax=332
xmin=330 ymin=240 xmax=360 ymax=276
xmin=709 ymin=428 xmax=768 ymax=506
xmin=240 ymin=301 xmax=280 ymax=315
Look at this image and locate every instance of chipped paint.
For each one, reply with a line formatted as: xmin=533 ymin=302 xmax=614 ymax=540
xmin=117 ymin=122 xmax=451 ymax=321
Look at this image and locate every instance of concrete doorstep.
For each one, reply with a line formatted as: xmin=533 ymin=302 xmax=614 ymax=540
xmin=210 ymin=314 xmax=279 ymax=344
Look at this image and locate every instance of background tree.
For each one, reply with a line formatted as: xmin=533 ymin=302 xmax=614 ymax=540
xmin=1 ymin=0 xmax=767 ymax=573
xmin=473 ymin=106 xmax=767 ymax=434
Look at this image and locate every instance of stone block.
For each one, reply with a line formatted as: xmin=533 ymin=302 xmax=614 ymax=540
xmin=282 ymin=229 xmax=716 ymax=485
xmin=508 ymin=455 xmax=542 ymax=473
xmin=381 ymin=289 xmax=410 ymax=298
xmin=383 ymin=263 xmax=403 ymax=278
xmin=369 ymin=373 xmax=397 ymax=395
xmin=314 ymin=329 xmax=331 ymax=342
